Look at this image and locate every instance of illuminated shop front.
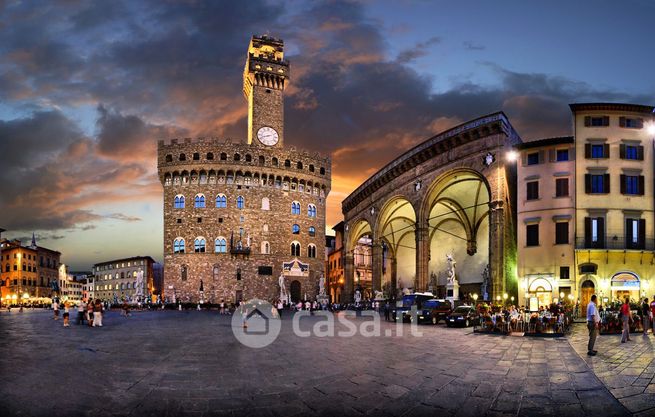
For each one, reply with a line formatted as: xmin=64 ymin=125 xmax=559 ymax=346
xmin=610 ymin=272 xmax=640 ymax=302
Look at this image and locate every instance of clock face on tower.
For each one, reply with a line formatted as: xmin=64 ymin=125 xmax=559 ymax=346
xmin=257 ymin=126 xmax=279 ymax=146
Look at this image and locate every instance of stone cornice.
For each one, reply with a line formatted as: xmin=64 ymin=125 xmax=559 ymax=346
xmin=342 ymin=112 xmax=520 ymax=213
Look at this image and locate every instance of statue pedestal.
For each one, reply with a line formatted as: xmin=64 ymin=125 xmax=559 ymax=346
xmin=446 ymin=281 xmax=460 ymax=308
xmin=317 ymin=294 xmax=329 ymax=309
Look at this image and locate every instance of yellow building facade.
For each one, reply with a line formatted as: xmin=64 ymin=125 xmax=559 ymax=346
xmin=573 ymin=103 xmax=654 ymax=309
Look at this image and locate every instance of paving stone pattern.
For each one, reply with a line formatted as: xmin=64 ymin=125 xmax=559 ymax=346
xmin=568 ymin=323 xmax=655 ymax=416
xmin=0 ymin=310 xmax=633 ymax=417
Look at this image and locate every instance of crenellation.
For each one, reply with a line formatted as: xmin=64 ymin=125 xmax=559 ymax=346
xmin=158 ymin=35 xmax=331 ymax=304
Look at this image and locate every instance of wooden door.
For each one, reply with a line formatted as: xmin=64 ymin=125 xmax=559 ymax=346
xmin=580 ymin=280 xmax=595 ymax=316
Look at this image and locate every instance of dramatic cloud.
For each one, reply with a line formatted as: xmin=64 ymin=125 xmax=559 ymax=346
xmin=0 ymin=0 xmax=652 ymax=268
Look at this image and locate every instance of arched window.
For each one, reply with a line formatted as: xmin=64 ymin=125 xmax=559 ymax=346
xmin=291 ymin=242 xmax=301 ymax=257
xmin=259 ymin=156 xmax=265 ymax=165
xmin=207 ymin=152 xmax=214 ymax=160
xmin=292 ymin=224 xmax=300 ymax=234
xmin=193 ymin=152 xmax=200 ymax=160
xmin=308 ymin=204 xmax=317 ymax=217
xmin=194 ymin=238 xmax=206 ymax=253
xmin=320 ymin=167 xmax=325 ymax=175
xmin=194 ymin=194 xmax=205 ymax=208
xmin=215 ymin=238 xmax=227 ymax=253
xmin=263 ymin=224 xmax=269 ymax=232
xmin=272 ymin=157 xmax=278 ymax=166
xmin=261 ymin=197 xmax=270 ymax=210
xmin=284 ymin=159 xmax=291 ymax=167
xmin=261 ymin=241 xmax=270 ymax=254
xmin=291 ymin=201 xmax=300 ymax=215
xmin=308 ymin=244 xmax=317 ymax=258
xmin=174 ymin=195 xmax=185 ymax=209
xmin=309 ymin=164 xmax=315 ymax=173
xmin=245 ymin=154 xmax=252 ymax=162
xmin=173 ymin=238 xmax=185 ymax=254
xmin=216 ymin=194 xmax=227 ymax=208
xmin=297 ymin=161 xmax=303 ymax=169
xmin=120 ymin=283 xmax=124 ymax=290
xmin=309 ymin=226 xmax=316 ymax=237
xmin=237 ymin=196 xmax=244 ymax=209
xmin=181 ymin=265 xmax=187 ymax=281
xmin=234 ymin=153 xmax=241 ymax=161
xmin=220 ymin=152 xmax=227 ymax=161
xmin=179 ymin=153 xmax=186 ymax=161
xmin=213 ymin=265 xmax=219 ymax=280
xmin=165 ymin=154 xmax=173 ymax=162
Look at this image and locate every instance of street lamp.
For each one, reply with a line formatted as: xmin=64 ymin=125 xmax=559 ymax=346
xmin=505 ymin=150 xmax=518 ymax=162
xmin=472 ymin=293 xmax=478 ymax=303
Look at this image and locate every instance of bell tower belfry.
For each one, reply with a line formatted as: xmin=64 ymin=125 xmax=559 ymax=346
xmin=243 ymin=35 xmax=289 ymax=148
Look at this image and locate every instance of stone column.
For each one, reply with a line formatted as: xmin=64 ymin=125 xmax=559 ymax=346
xmin=415 ymin=224 xmax=430 ymax=291
xmin=488 ymin=200 xmax=506 ymax=300
xmin=343 ymin=253 xmax=354 ymax=302
xmin=390 ymin=257 xmax=398 ymax=299
xmin=371 ymin=242 xmax=383 ymax=294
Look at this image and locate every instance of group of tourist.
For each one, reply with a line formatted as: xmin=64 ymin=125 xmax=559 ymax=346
xmin=587 ymin=294 xmax=655 ymax=357
xmin=52 ymin=299 xmax=105 ymax=327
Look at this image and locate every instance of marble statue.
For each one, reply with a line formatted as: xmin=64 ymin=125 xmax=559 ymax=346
xmin=135 ymin=270 xmax=145 ymax=298
xmin=278 ymin=274 xmax=288 ymax=301
xmin=318 ymin=274 xmax=326 ymax=297
xmin=446 ymin=254 xmax=457 ymax=284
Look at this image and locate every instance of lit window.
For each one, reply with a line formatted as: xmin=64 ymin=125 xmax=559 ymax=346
xmin=292 ymin=224 xmax=300 ymax=234
xmin=174 ymin=195 xmax=185 ymax=209
xmin=194 ymin=194 xmax=205 ymax=208
xmin=216 ymin=194 xmax=227 ymax=208
xmin=309 ymin=226 xmax=316 ymax=237
xmin=261 ymin=197 xmax=270 ymax=210
xmin=215 ymin=238 xmax=227 ymax=253
xmin=194 ymin=238 xmax=206 ymax=253
xmin=173 ymin=238 xmax=185 ymax=254
xmin=308 ymin=204 xmax=317 ymax=217
xmin=237 ymin=196 xmax=244 ymax=209
xmin=291 ymin=201 xmax=300 ymax=215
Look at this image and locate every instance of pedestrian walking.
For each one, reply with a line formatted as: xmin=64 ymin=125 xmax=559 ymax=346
xmin=87 ymin=301 xmax=94 ymax=326
xmin=77 ymin=300 xmax=86 ymax=325
xmin=53 ymin=300 xmax=60 ymax=320
xmin=122 ymin=300 xmax=130 ymax=317
xmin=621 ymin=297 xmax=632 ymax=343
xmin=276 ymin=299 xmax=283 ymax=318
xmin=219 ymin=299 xmax=226 ymax=315
xmin=93 ymin=299 xmax=103 ymax=327
xmin=384 ymin=302 xmax=390 ymax=321
xmin=641 ymin=298 xmax=650 ymax=335
xmin=586 ymin=294 xmax=600 ymax=356
xmin=651 ymin=296 xmax=655 ymax=335
xmin=63 ymin=302 xmax=70 ymax=327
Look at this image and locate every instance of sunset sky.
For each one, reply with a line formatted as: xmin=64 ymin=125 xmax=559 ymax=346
xmin=1 ymin=0 xmax=654 ymax=270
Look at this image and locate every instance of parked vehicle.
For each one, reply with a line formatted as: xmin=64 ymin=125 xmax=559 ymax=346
xmin=418 ymin=299 xmax=452 ymax=324
xmin=446 ymin=305 xmax=479 ymax=327
xmin=392 ymin=293 xmax=434 ymax=322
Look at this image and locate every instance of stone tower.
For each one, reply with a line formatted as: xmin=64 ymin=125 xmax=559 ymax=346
xmin=243 ymin=35 xmax=289 ymax=148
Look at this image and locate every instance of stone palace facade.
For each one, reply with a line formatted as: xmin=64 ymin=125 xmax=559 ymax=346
xmin=158 ymin=35 xmax=331 ymax=304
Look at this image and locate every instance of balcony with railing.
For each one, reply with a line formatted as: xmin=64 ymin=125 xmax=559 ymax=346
xmin=575 ymin=236 xmax=655 ymax=251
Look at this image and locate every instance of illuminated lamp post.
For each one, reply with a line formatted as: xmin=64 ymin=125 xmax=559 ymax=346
xmin=503 ymin=293 xmax=508 ymax=306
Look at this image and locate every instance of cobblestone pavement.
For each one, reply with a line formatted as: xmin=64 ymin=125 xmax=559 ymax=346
xmin=0 ymin=309 xmax=633 ymax=417
xmin=567 ymin=323 xmax=655 ymax=416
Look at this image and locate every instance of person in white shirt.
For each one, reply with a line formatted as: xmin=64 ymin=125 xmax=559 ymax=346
xmin=586 ymin=294 xmax=600 ymax=356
